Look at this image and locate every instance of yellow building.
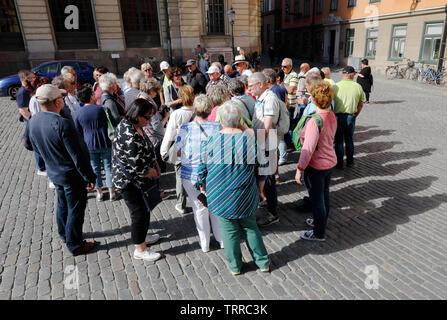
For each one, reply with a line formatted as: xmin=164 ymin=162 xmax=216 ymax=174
xmin=0 ymin=0 xmax=261 ymax=76
xmin=280 ymin=0 xmax=447 ymax=73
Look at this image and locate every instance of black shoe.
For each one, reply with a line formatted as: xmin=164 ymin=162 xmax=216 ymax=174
xmin=295 ymin=202 xmax=312 ymax=213
xmin=335 ymin=164 xmax=343 ymax=170
xmin=257 ymin=214 xmax=279 ymax=227
xmin=346 ymin=162 xmax=354 ymax=168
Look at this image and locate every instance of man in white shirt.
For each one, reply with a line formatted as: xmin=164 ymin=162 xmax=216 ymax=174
xmin=247 ymin=72 xmax=281 ymax=227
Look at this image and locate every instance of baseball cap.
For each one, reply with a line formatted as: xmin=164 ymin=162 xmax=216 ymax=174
xmin=206 ymin=66 xmax=220 ymax=74
xmin=35 ymin=84 xmax=66 ymax=103
xmin=342 ymin=66 xmax=355 ymax=74
xmin=186 ymin=59 xmax=196 ymax=67
xmin=160 ymin=61 xmax=170 ymax=71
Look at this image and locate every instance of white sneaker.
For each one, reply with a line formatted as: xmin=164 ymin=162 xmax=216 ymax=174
xmin=175 ymin=204 xmax=185 ymax=214
xmin=96 ymin=192 xmax=104 ymax=201
xmin=201 ymin=246 xmax=210 ymax=253
xmin=133 ymin=248 xmax=161 ymax=262
xmin=109 ymin=192 xmax=116 ymax=201
xmin=37 ymin=170 xmax=47 ymax=176
xmin=48 ymin=181 xmax=55 ymax=189
xmin=219 ymin=242 xmax=224 ymax=249
xmin=145 ymin=233 xmax=160 ymax=245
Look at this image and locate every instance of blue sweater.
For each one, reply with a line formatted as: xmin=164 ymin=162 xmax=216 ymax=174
xmin=74 ymin=104 xmax=111 ymax=151
xmin=24 ymin=111 xmax=96 ymax=186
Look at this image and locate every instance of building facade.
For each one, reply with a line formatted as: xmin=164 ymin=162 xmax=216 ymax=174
xmin=280 ymin=0 xmax=447 ymax=73
xmin=0 ymin=0 xmax=261 ymax=77
xmin=261 ymin=0 xmax=282 ymax=62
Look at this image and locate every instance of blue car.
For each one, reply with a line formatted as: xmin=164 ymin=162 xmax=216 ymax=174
xmin=0 ymin=60 xmax=95 ymax=99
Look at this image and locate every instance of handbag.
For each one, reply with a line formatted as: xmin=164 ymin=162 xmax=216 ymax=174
xmin=114 ymin=155 xmax=162 ymax=212
xmin=163 ymin=113 xmax=195 ymax=164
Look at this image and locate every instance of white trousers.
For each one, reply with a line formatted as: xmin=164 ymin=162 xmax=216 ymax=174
xmin=182 ymin=179 xmax=222 ymax=249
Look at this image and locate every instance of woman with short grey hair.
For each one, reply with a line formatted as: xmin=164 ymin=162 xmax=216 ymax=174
xmin=227 ymin=78 xmax=255 ymax=121
xmin=100 ymin=72 xmax=125 ymax=126
xmin=195 ymin=99 xmax=270 ymax=275
xmin=207 ymin=84 xmax=229 ymax=122
xmin=176 ymin=94 xmax=223 ymax=252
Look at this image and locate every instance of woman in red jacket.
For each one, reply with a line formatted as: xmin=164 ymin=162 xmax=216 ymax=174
xmin=295 ymin=80 xmax=337 ymax=241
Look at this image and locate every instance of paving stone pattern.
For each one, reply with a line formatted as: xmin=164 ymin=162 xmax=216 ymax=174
xmin=0 ymin=73 xmax=446 ymax=300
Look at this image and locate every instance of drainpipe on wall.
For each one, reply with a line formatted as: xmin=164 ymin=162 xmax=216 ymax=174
xmin=163 ymin=0 xmax=173 ymax=64
xmin=437 ymin=4 xmax=447 ymax=72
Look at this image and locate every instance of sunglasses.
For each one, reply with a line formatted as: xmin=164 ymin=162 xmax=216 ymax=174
xmin=281 ymin=65 xmax=288 ymax=68
xmin=143 ymin=69 xmax=152 ymax=72
xmin=142 ymin=114 xmax=152 ymax=120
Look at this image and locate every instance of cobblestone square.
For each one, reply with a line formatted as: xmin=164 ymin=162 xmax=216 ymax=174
xmin=1 ymin=73 xmax=446 ymax=300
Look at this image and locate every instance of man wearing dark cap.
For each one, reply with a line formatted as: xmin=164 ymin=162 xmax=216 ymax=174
xmin=186 ymin=59 xmax=207 ymax=94
xmin=24 ymin=84 xmax=98 ymax=256
xmin=333 ymin=66 xmax=365 ymax=169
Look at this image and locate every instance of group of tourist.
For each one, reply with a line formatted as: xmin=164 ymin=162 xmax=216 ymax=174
xmin=17 ymin=50 xmax=369 ymax=275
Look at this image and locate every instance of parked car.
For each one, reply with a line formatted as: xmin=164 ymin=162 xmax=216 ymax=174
xmin=0 ymin=60 xmax=95 ymax=99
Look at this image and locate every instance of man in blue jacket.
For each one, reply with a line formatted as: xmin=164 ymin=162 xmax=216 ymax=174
xmin=24 ymin=84 xmax=98 ymax=256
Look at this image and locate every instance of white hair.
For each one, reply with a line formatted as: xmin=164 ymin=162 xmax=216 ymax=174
xmin=219 ymin=100 xmax=242 ymax=128
xmin=99 ymin=72 xmax=117 ymax=91
xmin=211 ymin=62 xmax=222 ymax=72
xmin=248 ymin=72 xmax=266 ymax=85
xmin=61 ymin=66 xmax=75 ymax=74
xmin=282 ymin=58 xmax=293 ymax=67
xmin=129 ymin=69 xmax=143 ymax=85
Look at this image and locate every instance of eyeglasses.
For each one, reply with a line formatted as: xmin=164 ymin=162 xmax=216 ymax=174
xmin=143 ymin=69 xmax=152 ymax=72
xmin=247 ymin=83 xmax=259 ymax=88
xmin=281 ymin=65 xmax=288 ymax=69
xmin=142 ymin=114 xmax=152 ymax=120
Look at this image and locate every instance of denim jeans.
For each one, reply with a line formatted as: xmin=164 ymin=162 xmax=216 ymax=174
xmin=303 ymin=166 xmax=334 ymax=239
xmin=89 ymin=148 xmax=113 ymax=189
xmin=334 ymin=114 xmax=356 ymax=166
xmin=34 ymin=151 xmax=46 ymax=172
xmin=55 ymin=179 xmax=88 ymax=253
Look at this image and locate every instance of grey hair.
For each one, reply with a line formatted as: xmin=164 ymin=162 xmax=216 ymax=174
xmin=61 ymin=66 xmax=75 ymax=74
xmin=248 ymin=72 xmax=266 ymax=85
xmin=239 ymin=75 xmax=248 ymax=86
xmin=262 ymin=68 xmax=276 ymax=84
xmin=207 ymin=84 xmax=229 ymax=106
xmin=129 ymin=69 xmax=143 ymax=85
xmin=282 ymin=58 xmax=293 ymax=67
xmin=139 ymin=78 xmax=161 ymax=94
xmin=193 ymin=94 xmax=214 ymax=117
xmin=219 ymin=100 xmax=242 ymax=128
xmin=51 ymin=76 xmax=66 ymax=89
xmin=99 ymin=72 xmax=117 ymax=91
xmin=211 ymin=62 xmax=222 ymax=72
xmin=305 ymin=72 xmax=322 ymax=86
xmin=227 ymin=78 xmax=245 ymax=96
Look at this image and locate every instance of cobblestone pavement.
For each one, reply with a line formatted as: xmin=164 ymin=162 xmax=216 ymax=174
xmin=1 ymin=73 xmax=447 ymax=300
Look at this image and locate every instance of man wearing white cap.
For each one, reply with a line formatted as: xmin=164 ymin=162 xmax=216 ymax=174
xmin=159 ymin=61 xmax=172 ymax=96
xmin=23 ymin=84 xmax=98 ymax=256
xmin=233 ymin=55 xmax=253 ymax=77
xmin=205 ymin=65 xmax=225 ymax=94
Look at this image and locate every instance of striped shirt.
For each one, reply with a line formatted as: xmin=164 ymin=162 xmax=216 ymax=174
xmin=176 ymin=121 xmax=222 ymax=182
xmin=283 ymin=70 xmax=299 ymax=107
xmin=196 ymin=131 xmax=262 ymax=219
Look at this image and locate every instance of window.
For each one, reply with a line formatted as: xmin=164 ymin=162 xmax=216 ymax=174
xmin=389 ymin=25 xmax=407 ymax=60
xmin=420 ymin=22 xmax=443 ymax=63
xmin=330 ymin=0 xmax=338 ymax=12
xmin=369 ymin=0 xmax=381 ymax=3
xmin=261 ymin=0 xmax=265 ymax=14
xmin=48 ymin=0 xmax=98 ymax=50
xmin=35 ymin=62 xmax=60 ymax=75
xmin=293 ymin=0 xmax=300 ymax=19
xmin=61 ymin=61 xmax=81 ymax=71
xmin=348 ymin=0 xmax=357 ymax=8
xmin=0 ymin=0 xmax=25 ymax=51
xmin=204 ymin=0 xmax=225 ymax=35
xmin=285 ymin=0 xmax=290 ymax=22
xmin=345 ymin=29 xmax=355 ymax=57
xmin=268 ymin=0 xmax=273 ymax=11
xmin=303 ymin=0 xmax=310 ymax=17
xmin=121 ymin=0 xmax=161 ymax=47
xmin=316 ymin=0 xmax=323 ymax=14
xmin=365 ymin=28 xmax=378 ymax=59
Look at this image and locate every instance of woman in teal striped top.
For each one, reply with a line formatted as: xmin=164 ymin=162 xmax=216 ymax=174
xmin=196 ymin=101 xmax=270 ymax=275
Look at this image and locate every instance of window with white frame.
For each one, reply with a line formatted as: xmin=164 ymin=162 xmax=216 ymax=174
xmin=389 ymin=25 xmax=407 ymax=60
xmin=365 ymin=28 xmax=378 ymax=58
xmin=345 ymin=28 xmax=355 ymax=57
xmin=420 ymin=22 xmax=443 ymax=63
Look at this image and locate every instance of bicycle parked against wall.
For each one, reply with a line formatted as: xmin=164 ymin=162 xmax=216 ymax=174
xmin=408 ymin=64 xmax=447 ymax=86
xmin=385 ymin=58 xmax=415 ymax=79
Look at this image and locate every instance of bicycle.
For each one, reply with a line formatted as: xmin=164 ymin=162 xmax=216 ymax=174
xmin=385 ymin=58 xmax=414 ymax=79
xmin=424 ymin=67 xmax=446 ymax=86
xmin=407 ymin=63 xmax=425 ymax=81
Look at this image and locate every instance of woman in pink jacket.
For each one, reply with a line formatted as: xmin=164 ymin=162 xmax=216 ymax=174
xmin=295 ymin=80 xmax=337 ymax=241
